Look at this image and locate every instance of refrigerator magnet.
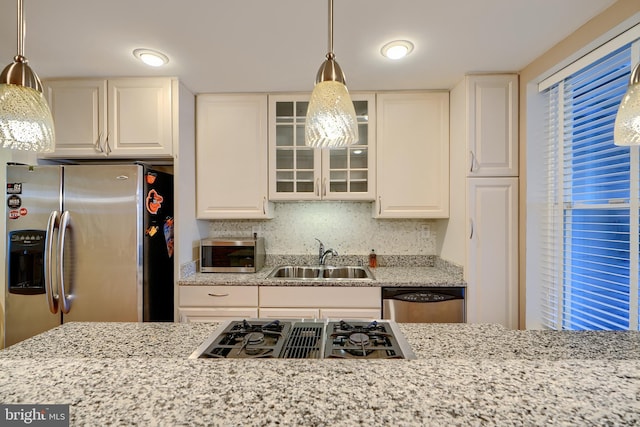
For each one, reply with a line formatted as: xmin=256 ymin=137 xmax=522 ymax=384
xmin=7 ymin=195 xmax=21 ymax=209
xmin=146 ymin=172 xmax=157 ymax=184
xmin=6 ymin=183 xmax=22 ymax=194
xmin=145 ymin=189 xmax=164 ymax=215
xmin=145 ymin=225 xmax=159 ymax=237
xmin=163 ymin=217 xmax=174 ymax=258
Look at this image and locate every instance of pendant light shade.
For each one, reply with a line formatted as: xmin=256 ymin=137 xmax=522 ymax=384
xmin=305 ymin=0 xmax=358 ymax=149
xmin=613 ymin=63 xmax=640 ymax=146
xmin=0 ymin=0 xmax=55 ymax=152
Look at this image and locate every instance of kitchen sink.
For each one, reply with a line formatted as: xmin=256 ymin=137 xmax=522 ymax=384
xmin=267 ymin=265 xmax=374 ymax=281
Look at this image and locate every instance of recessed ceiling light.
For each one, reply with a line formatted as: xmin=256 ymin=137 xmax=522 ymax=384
xmin=381 ymin=40 xmax=414 ymax=60
xmin=133 ymin=48 xmax=169 ymax=67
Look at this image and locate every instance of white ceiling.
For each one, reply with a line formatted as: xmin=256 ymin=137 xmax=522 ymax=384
xmin=0 ymin=0 xmax=617 ymax=95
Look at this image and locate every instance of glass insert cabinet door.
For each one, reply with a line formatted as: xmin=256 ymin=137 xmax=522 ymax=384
xmin=268 ymin=93 xmax=375 ymax=201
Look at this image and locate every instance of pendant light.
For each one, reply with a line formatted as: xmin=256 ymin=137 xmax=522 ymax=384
xmin=305 ymin=0 xmax=358 ymax=149
xmin=613 ymin=63 xmax=640 ymax=146
xmin=0 ymin=0 xmax=55 ymax=152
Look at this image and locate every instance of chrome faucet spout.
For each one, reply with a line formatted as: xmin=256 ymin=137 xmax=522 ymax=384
xmin=314 ymin=238 xmax=324 ymax=263
xmin=320 ymin=249 xmax=338 ymax=265
xmin=315 ymin=238 xmax=338 ymax=265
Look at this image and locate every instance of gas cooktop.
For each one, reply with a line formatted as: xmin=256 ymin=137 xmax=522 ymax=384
xmin=189 ymin=319 xmax=416 ymax=360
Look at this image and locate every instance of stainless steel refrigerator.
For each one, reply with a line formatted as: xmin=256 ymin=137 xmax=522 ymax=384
xmin=4 ymin=164 xmax=174 ymax=346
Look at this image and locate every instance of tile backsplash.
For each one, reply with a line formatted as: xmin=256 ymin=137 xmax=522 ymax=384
xmin=206 ymin=202 xmax=437 ymax=256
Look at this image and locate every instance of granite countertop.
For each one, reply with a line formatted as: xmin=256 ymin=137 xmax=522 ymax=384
xmin=178 ymin=266 xmax=466 ymax=287
xmin=1 ymin=322 xmax=639 ymax=426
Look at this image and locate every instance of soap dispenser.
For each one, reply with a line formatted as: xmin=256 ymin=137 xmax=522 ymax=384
xmin=368 ymin=249 xmax=377 ymax=268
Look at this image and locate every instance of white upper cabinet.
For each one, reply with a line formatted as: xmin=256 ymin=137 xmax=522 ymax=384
xmin=41 ymin=77 xmax=174 ymax=158
xmin=466 ymin=74 xmax=518 ymax=176
xmin=268 ymin=93 xmax=376 ymax=201
xmin=375 ymin=91 xmax=450 ymax=218
xmin=196 ymin=94 xmax=273 ymax=219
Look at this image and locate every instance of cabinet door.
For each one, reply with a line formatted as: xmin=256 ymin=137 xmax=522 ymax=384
xmin=322 ymin=93 xmax=376 ymax=201
xmin=196 ymin=94 xmax=272 ymax=219
xmin=466 ymin=178 xmax=518 ymax=329
xmin=269 ymin=94 xmax=321 ymax=200
xmin=107 ymin=78 xmax=173 ymax=157
xmin=268 ymin=93 xmax=375 ymax=201
xmin=41 ymin=79 xmax=108 ymax=158
xmin=375 ymin=92 xmax=450 ymax=218
xmin=466 ymin=75 xmax=518 ymax=176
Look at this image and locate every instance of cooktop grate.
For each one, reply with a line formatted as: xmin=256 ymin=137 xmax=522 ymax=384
xmin=280 ymin=322 xmax=324 ymax=359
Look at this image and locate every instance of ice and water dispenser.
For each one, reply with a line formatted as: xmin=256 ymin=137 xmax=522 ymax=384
xmin=8 ymin=230 xmax=46 ymax=295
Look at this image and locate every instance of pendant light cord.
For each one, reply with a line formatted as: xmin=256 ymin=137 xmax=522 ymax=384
xmin=327 ymin=0 xmax=334 ymax=58
xmin=17 ymin=0 xmax=25 ymax=58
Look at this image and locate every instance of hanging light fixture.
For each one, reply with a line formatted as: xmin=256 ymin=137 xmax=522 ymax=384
xmin=305 ymin=0 xmax=358 ymax=149
xmin=613 ymin=63 xmax=640 ymax=146
xmin=0 ymin=0 xmax=55 ymax=152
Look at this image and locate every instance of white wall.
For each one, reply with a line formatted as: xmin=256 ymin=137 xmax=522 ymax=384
xmin=436 ymin=79 xmax=467 ymax=268
xmin=174 ymin=82 xmax=208 ymax=278
xmin=206 ymin=202 xmax=437 ymax=256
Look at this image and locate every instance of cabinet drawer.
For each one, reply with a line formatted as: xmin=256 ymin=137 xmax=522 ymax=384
xmin=178 ymin=307 xmax=259 ymax=323
xmin=259 ymin=308 xmax=320 ymax=319
xmin=179 ymin=286 xmax=258 ymax=307
xmin=319 ymin=308 xmax=381 ymax=319
xmin=259 ymin=287 xmax=380 ymax=308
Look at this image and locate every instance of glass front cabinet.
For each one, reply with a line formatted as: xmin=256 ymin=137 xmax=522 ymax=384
xmin=268 ymin=93 xmax=376 ymax=201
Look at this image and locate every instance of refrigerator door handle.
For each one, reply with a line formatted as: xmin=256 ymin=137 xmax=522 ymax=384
xmin=44 ymin=210 xmax=61 ymax=314
xmin=57 ymin=210 xmax=73 ymax=314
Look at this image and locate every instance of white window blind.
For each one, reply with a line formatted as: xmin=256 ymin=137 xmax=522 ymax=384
xmin=541 ymin=42 xmax=640 ymax=330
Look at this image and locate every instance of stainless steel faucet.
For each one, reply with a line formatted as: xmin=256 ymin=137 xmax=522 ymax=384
xmin=315 ymin=238 xmax=338 ymax=265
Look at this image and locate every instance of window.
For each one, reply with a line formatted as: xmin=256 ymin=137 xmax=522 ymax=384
xmin=538 ymin=40 xmax=640 ymax=330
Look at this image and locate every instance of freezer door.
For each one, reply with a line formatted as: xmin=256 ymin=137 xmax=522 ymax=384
xmin=5 ymin=165 xmax=62 ymax=346
xmin=61 ymin=165 xmax=143 ymax=322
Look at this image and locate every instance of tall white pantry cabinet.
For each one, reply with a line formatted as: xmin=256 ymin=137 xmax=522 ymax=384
xmin=456 ymin=74 xmax=519 ymax=329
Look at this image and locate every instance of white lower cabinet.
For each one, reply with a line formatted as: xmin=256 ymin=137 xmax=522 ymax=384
xmin=179 ymin=286 xmax=382 ymax=322
xmin=466 ymin=178 xmax=519 ymax=329
xmin=259 ymin=287 xmax=381 ymax=319
xmin=178 ymin=286 xmax=258 ymax=322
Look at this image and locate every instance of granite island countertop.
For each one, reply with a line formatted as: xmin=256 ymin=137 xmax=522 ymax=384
xmin=179 ymin=266 xmax=466 ymax=287
xmin=1 ymin=322 xmax=639 ymax=426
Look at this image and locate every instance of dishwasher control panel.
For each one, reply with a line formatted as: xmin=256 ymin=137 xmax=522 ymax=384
xmin=394 ymin=291 xmax=452 ymax=302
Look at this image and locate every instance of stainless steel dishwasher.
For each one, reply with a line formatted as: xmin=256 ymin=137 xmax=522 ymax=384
xmin=382 ymin=287 xmax=465 ymax=323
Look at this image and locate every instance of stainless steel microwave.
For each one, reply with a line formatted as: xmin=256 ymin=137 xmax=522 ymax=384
xmin=200 ymin=237 xmax=265 ymax=273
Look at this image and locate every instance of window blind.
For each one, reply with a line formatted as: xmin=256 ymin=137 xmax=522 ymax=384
xmin=541 ymin=43 xmax=640 ymax=330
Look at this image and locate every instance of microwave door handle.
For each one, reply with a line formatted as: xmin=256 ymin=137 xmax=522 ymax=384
xmin=44 ymin=210 xmax=60 ymax=314
xmin=57 ymin=210 xmax=73 ymax=314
